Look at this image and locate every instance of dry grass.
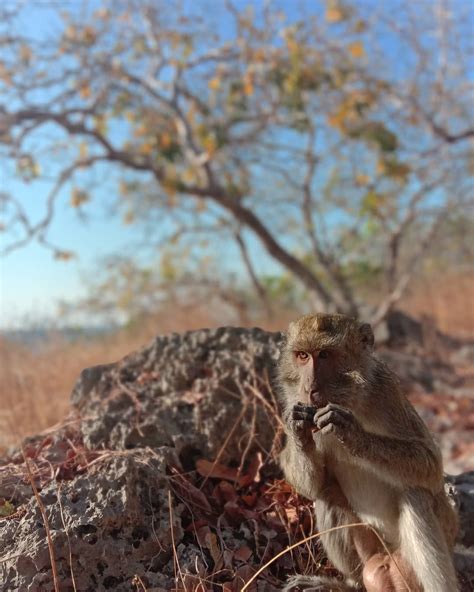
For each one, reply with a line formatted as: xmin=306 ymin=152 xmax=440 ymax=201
xmin=1 ymin=273 xmax=472 ymax=453
xmin=0 ymin=309 xmax=225 ymax=452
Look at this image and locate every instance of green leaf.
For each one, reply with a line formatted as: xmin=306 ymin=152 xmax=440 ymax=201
xmin=0 ymin=500 xmax=15 ymax=517
xmin=353 ymin=122 xmax=398 ymax=153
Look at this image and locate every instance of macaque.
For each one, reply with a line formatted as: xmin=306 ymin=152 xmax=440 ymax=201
xmin=278 ymin=313 xmax=458 ymax=592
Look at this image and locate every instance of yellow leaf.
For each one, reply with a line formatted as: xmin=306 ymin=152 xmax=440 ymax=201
xmin=208 ymin=77 xmax=220 ymax=91
xmin=70 ymin=188 xmax=89 ymax=207
xmin=79 ymin=83 xmax=91 ymax=99
xmin=162 ymin=178 xmax=177 ymax=197
xmin=326 ymin=8 xmax=344 ymax=23
xmin=252 ymin=48 xmax=266 ymax=62
xmin=119 ymin=180 xmax=128 ymax=195
xmin=160 ymin=132 xmax=172 ymax=148
xmin=376 ymin=159 xmax=386 ymax=175
xmin=139 ymin=141 xmax=154 ymax=155
xmin=20 ymin=45 xmax=32 ymax=64
xmin=78 ymin=142 xmax=88 ymax=159
xmin=327 ymin=102 xmax=352 ymax=130
xmin=134 ymin=123 xmax=147 ymax=137
xmin=93 ymin=115 xmax=107 ymax=135
xmin=182 ymin=168 xmax=197 ymax=183
xmin=355 ymin=173 xmax=369 ymax=186
xmin=54 ymin=250 xmax=75 ymax=261
xmin=348 ymin=41 xmax=365 ymax=59
xmin=82 ymin=26 xmax=97 ymax=45
xmin=243 ymin=73 xmax=254 ymax=96
xmin=0 ymin=61 xmax=12 ymax=85
xmin=0 ymin=500 xmax=15 ymax=517
xmin=94 ymin=8 xmax=110 ymax=19
xmin=64 ymin=24 xmax=77 ymax=41
xmin=202 ymin=135 xmax=217 ymax=156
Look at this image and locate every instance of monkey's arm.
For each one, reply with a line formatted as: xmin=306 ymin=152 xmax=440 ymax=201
xmin=279 ymin=405 xmax=326 ymax=500
xmin=314 ymin=404 xmax=443 ymax=491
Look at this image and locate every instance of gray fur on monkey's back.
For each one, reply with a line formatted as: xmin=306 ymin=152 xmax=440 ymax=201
xmin=278 ymin=313 xmax=458 ymax=592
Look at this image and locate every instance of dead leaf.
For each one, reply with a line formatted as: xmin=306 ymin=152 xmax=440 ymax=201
xmin=215 ymin=480 xmax=238 ymax=503
xmin=169 ymin=467 xmax=212 ymax=513
xmin=234 ymin=545 xmax=253 ymax=562
xmin=241 ymin=492 xmax=258 ymax=507
xmin=348 ymin=41 xmax=365 ymax=58
xmin=205 ymin=530 xmax=223 ymax=570
xmin=196 ymin=459 xmax=239 ymax=482
xmin=238 ymin=452 xmax=263 ymax=487
xmin=233 ymin=565 xmax=256 ymax=592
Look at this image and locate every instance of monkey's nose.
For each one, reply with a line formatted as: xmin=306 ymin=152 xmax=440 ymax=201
xmin=310 ymin=390 xmax=323 ymax=406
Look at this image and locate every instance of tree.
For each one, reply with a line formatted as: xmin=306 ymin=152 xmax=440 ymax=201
xmin=1 ymin=0 xmax=472 ymax=323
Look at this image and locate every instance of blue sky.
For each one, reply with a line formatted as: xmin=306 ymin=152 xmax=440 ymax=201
xmin=0 ymin=0 xmax=471 ymax=329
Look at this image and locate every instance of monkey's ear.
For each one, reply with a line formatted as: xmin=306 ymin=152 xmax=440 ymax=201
xmin=287 ymin=321 xmax=297 ymax=339
xmin=359 ymin=323 xmax=374 ymax=350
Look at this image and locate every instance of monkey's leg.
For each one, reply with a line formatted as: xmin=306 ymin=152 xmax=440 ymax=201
xmin=311 ymin=495 xmax=363 ymax=590
xmin=282 ymin=486 xmax=362 ymax=591
xmin=398 ymin=488 xmax=459 ymax=592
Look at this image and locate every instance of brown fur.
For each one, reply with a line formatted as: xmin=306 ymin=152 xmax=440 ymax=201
xmin=278 ymin=313 xmax=458 ymax=592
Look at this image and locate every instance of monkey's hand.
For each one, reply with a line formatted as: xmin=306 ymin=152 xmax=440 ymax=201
xmin=292 ymin=403 xmax=318 ymax=423
xmin=314 ymin=403 xmax=364 ymax=447
xmin=284 ymin=403 xmax=318 ymax=447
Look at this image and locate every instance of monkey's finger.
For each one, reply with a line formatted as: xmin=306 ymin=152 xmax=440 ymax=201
xmin=293 ymin=404 xmax=317 ymax=416
xmin=316 ymin=409 xmax=351 ymax=430
xmin=292 ymin=409 xmax=315 ymax=422
xmin=314 ymin=403 xmax=353 ymax=420
xmin=294 ymin=403 xmax=317 ymax=412
xmin=320 ymin=423 xmax=336 ymax=436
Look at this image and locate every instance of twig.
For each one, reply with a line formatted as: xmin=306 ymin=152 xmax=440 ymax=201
xmin=22 ymin=448 xmax=60 ymax=592
xmin=56 ymin=481 xmax=77 ymax=592
xmin=168 ymin=489 xmax=185 ymax=590
xmin=132 ymin=574 xmax=148 ymax=591
xmin=240 ymin=521 xmax=413 ymax=592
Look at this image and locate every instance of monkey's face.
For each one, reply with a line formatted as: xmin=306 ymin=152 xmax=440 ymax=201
xmin=278 ymin=313 xmax=374 ymax=411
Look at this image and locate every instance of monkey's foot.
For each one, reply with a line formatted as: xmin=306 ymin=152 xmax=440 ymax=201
xmin=282 ymin=574 xmax=358 ymax=592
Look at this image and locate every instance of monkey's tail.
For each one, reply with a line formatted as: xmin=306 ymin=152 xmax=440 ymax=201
xmin=399 ymin=489 xmax=458 ymax=592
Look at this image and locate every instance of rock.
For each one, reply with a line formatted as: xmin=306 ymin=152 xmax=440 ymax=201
xmin=448 ymin=471 xmax=474 ymax=548
xmin=451 ymin=344 xmax=474 ymax=367
xmin=378 ymin=349 xmax=435 ymax=391
xmin=72 ymin=327 xmax=283 ymax=462
xmin=448 ymin=472 xmax=474 ymax=590
xmin=0 ymin=449 xmax=182 ymax=591
xmin=1 ymin=327 xmax=473 ymax=591
xmin=385 ymin=310 xmax=425 ymax=348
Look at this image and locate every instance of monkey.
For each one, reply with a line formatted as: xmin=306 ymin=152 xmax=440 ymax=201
xmin=277 ymin=313 xmax=458 ymax=592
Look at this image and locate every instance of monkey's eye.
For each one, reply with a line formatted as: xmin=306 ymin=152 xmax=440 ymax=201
xmin=294 ymin=351 xmax=309 ymax=363
xmin=318 ymin=349 xmax=330 ymax=359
